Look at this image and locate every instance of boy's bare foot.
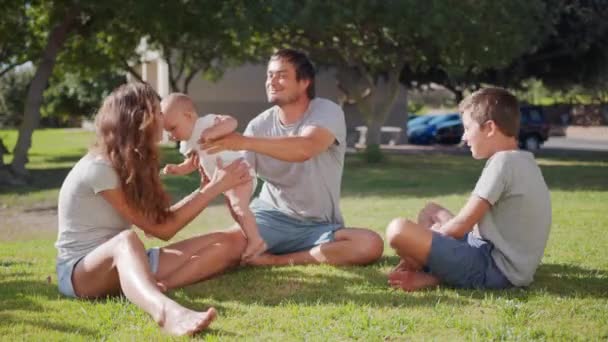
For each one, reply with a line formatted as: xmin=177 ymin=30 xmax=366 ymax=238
xmin=158 ymin=304 xmax=216 ymax=336
xmin=243 ymin=252 xmax=277 ymax=266
xmin=242 ymin=237 xmax=267 ymax=261
xmin=389 ymin=257 xmax=423 ymax=275
xmin=388 ymin=270 xmax=440 ymax=292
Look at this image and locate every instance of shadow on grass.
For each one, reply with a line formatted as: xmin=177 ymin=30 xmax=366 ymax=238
xmin=0 ymin=260 xmax=32 ymax=267
xmin=28 ymin=152 xmax=84 ymax=164
xmin=430 ymin=262 xmax=608 ymax=301
xmin=173 ymin=256 xmax=608 ymax=313
xmin=531 ymin=263 xmax=608 ymax=298
xmin=341 ymin=152 xmax=608 ymax=199
xmin=2 ymin=150 xmax=606 ymax=201
xmin=0 ymin=167 xmax=71 ymax=196
xmin=0 ymin=312 xmax=98 ymax=338
xmin=177 ymin=257 xmax=471 ymax=310
xmin=0 ymin=279 xmax=97 ymax=337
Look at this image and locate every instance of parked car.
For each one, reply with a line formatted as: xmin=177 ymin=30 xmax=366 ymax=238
xmin=518 ymin=106 xmax=550 ymax=150
xmin=434 ymin=119 xmax=464 ymax=144
xmin=407 ymin=114 xmax=433 ymax=128
xmin=405 ymin=106 xmax=550 ymax=150
xmin=407 ymin=113 xmax=460 ymax=144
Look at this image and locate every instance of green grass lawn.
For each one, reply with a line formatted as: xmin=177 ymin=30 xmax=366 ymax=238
xmin=1 ymin=128 xmax=607 ymax=341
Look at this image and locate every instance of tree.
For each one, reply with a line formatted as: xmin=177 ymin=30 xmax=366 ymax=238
xmin=137 ymin=1 xmax=270 ymax=94
xmin=258 ymin=0 xmax=546 ymax=159
xmin=2 ymin=0 xmax=274 ymax=183
xmin=4 ymin=1 xmax=164 ymax=181
xmin=0 ymin=1 xmax=35 ymax=78
xmin=427 ymin=1 xmax=608 ymax=104
xmin=9 ymin=2 xmax=82 ymax=177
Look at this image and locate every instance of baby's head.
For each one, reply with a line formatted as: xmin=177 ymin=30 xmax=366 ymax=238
xmin=161 ymin=93 xmax=198 ymax=141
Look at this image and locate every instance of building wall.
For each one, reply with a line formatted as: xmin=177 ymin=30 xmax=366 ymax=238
xmin=140 ymin=60 xmax=409 ymax=134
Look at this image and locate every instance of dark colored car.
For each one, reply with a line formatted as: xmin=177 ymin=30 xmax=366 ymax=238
xmin=434 ymin=119 xmax=464 ymax=144
xmin=518 ymin=106 xmax=550 ymax=150
xmin=407 ymin=113 xmax=460 ymax=144
xmin=406 ymin=106 xmax=550 ymax=150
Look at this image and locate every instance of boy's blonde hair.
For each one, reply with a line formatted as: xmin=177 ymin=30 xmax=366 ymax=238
xmin=458 ymin=87 xmax=520 ymax=137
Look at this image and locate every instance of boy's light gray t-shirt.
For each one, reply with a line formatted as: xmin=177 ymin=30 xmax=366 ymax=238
xmin=243 ymin=98 xmax=346 ymax=224
xmin=55 ymin=153 xmax=130 ymax=264
xmin=472 ymin=150 xmax=552 ymax=286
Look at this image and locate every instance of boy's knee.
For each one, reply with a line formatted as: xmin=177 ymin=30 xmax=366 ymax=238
xmin=386 ymin=218 xmax=415 ymax=247
xmin=420 ymin=202 xmax=440 ymax=215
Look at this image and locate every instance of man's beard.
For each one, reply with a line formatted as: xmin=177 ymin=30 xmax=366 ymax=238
xmin=268 ymin=92 xmax=300 ymax=106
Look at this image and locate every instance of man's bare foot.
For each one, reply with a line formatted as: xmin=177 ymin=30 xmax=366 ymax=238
xmin=242 ymin=237 xmax=267 ymax=261
xmin=388 ymin=270 xmax=440 ymax=292
xmin=244 ymin=252 xmax=277 ymax=266
xmin=158 ymin=304 xmax=216 ymax=336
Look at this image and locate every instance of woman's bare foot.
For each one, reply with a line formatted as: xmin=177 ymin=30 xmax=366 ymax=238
xmin=156 ymin=281 xmax=168 ymax=293
xmin=243 ymin=252 xmax=277 ymax=266
xmin=158 ymin=304 xmax=217 ymax=336
xmin=242 ymin=236 xmax=267 ymax=261
xmin=388 ymin=270 xmax=440 ymax=292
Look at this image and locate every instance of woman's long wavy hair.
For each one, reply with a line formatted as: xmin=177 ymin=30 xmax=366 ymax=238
xmin=93 ymin=82 xmax=172 ymax=223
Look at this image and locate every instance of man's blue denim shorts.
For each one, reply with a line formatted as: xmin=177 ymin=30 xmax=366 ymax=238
xmin=251 ymin=198 xmax=342 ymax=255
xmin=56 ymin=247 xmax=160 ymax=298
xmin=426 ymin=232 xmax=513 ymax=289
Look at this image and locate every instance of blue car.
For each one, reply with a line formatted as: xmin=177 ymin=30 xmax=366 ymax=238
xmin=407 ymin=113 xmax=461 ymax=145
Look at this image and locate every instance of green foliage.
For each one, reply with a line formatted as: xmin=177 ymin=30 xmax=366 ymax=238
xmin=432 ymin=1 xmax=608 ymax=99
xmin=407 ymin=101 xmax=425 ymax=115
xmin=0 ymin=1 xmax=34 ymax=77
xmin=0 ymin=67 xmax=34 ymax=128
xmin=41 ymin=71 xmax=125 ymax=124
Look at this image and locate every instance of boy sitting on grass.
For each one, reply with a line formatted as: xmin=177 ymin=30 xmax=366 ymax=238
xmin=386 ymin=87 xmax=552 ymax=291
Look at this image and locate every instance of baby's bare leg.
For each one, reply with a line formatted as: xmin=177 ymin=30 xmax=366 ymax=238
xmin=224 ymin=180 xmax=266 ymax=260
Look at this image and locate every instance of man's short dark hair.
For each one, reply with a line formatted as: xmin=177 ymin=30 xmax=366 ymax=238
xmin=270 ymin=49 xmax=316 ymax=99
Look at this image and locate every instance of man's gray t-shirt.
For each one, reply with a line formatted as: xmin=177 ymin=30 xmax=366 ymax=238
xmin=472 ymin=150 xmax=552 ymax=286
xmin=55 ymin=153 xmax=130 ymax=264
xmin=243 ymin=98 xmax=346 ymax=225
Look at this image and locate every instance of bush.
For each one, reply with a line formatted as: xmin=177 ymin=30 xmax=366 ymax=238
xmin=0 ymin=67 xmax=33 ymax=128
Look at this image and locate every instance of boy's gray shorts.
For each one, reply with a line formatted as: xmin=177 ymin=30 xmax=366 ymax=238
xmin=251 ymin=198 xmax=342 ymax=255
xmin=426 ymin=232 xmax=513 ymax=289
xmin=56 ymin=247 xmax=160 ymax=298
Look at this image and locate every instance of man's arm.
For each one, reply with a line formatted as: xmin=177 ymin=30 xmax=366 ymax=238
xmin=435 ymin=195 xmax=491 ymax=239
xmin=201 ymin=125 xmax=336 ymax=162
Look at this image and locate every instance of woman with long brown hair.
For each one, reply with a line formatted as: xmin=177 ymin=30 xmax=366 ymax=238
xmin=55 ymin=82 xmax=250 ymax=336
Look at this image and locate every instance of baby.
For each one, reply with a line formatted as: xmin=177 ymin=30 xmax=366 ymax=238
xmin=160 ymin=93 xmax=266 ymax=260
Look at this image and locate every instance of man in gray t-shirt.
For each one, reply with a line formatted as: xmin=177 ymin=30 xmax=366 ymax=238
xmin=202 ymin=49 xmax=383 ymax=266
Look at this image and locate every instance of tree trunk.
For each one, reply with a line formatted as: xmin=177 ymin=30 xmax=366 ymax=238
xmin=336 ymin=65 xmax=404 ymax=144
xmin=359 ymin=69 xmax=403 ymax=147
xmin=10 ymin=6 xmax=80 ymax=177
xmin=0 ymin=138 xmax=24 ymax=185
xmin=336 ymin=65 xmax=404 ymax=162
